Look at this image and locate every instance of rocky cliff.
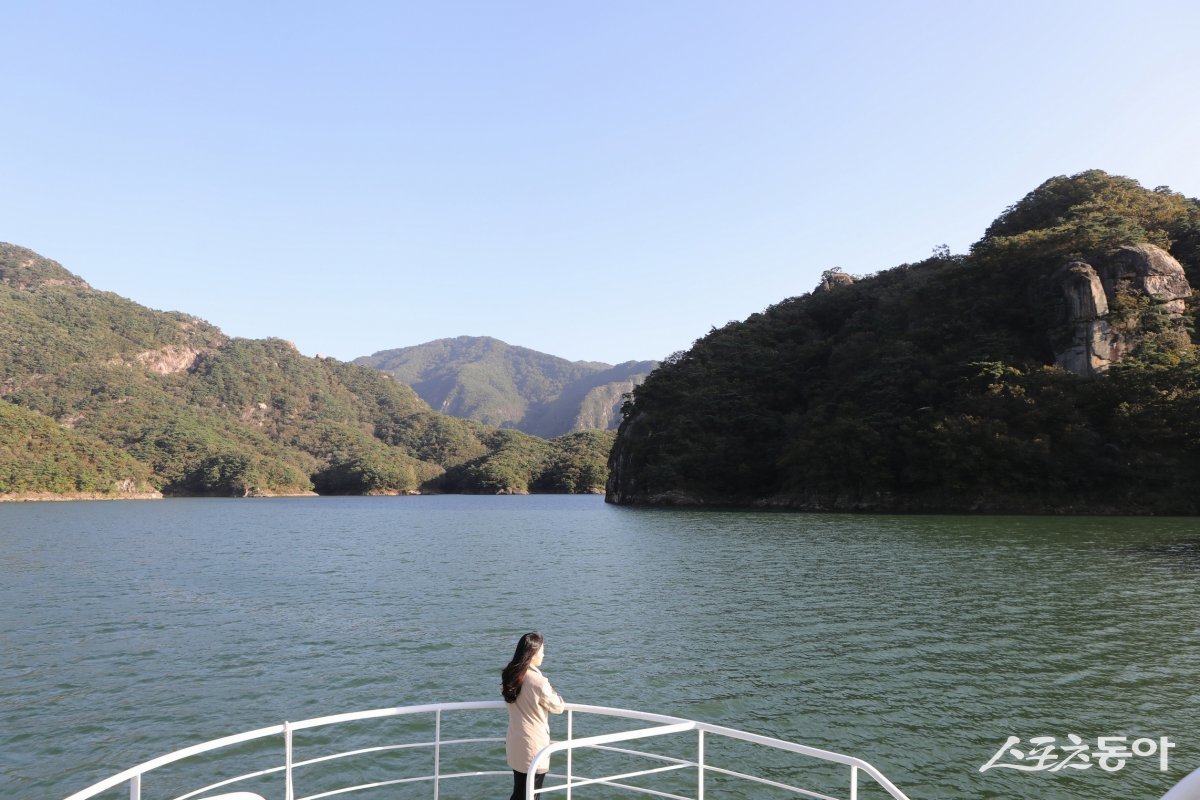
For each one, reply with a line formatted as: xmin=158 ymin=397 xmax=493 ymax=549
xmin=1051 ymin=244 xmax=1191 ymax=376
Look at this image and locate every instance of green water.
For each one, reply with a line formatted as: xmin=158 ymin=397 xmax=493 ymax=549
xmin=1 ymin=496 xmax=1197 ymax=800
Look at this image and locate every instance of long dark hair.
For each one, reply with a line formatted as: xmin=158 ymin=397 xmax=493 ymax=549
xmin=501 ymin=632 xmax=544 ymax=703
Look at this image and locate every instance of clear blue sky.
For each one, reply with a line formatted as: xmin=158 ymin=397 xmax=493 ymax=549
xmin=4 ymin=1 xmax=1199 ymax=365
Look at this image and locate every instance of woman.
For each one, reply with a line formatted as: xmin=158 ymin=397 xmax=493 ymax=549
xmin=501 ymin=631 xmax=565 ymax=800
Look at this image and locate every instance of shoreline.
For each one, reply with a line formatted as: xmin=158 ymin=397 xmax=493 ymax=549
xmin=0 ymin=489 xmax=606 ymax=502
xmin=0 ymin=491 xmax=165 ymax=503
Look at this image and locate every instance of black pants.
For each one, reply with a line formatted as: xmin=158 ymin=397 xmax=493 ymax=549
xmin=509 ymin=769 xmax=545 ymax=800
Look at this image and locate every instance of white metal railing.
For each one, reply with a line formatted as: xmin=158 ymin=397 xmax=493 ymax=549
xmin=62 ymin=701 xmax=911 ymax=800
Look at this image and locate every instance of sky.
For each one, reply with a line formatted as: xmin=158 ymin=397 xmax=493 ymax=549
xmin=3 ymin=1 xmax=1200 ymax=365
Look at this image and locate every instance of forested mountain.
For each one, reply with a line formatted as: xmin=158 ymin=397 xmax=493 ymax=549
xmin=608 ymin=171 xmax=1200 ymax=513
xmin=355 ymin=336 xmax=657 ymax=437
xmin=0 ymin=244 xmax=612 ymax=498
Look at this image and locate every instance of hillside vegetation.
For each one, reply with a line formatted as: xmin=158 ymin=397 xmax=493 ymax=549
xmin=608 ymin=171 xmax=1200 ymax=513
xmin=355 ymin=336 xmax=656 ymax=437
xmin=0 ymin=399 xmax=155 ymax=497
xmin=0 ymin=245 xmax=612 ymax=497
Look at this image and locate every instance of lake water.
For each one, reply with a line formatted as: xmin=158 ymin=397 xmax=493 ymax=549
xmin=1 ymin=496 xmax=1197 ymax=800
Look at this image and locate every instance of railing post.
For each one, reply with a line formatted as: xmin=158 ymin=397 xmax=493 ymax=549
xmin=850 ymin=765 xmax=858 ymax=800
xmin=284 ymin=721 xmax=294 ymax=800
xmin=566 ymin=709 xmax=573 ymax=800
xmin=129 ymin=774 xmax=140 ymax=800
xmin=697 ymin=730 xmax=704 ymax=800
xmin=434 ymin=709 xmax=442 ymax=800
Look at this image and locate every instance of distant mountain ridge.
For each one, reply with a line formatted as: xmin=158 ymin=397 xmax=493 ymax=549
xmin=354 ymin=337 xmax=657 ymax=438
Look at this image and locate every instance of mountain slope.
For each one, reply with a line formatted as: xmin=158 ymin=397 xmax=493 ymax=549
xmin=354 ymin=336 xmax=657 ymax=437
xmin=0 ymin=244 xmax=612 ymax=497
xmin=607 ymin=171 xmax=1200 ymax=513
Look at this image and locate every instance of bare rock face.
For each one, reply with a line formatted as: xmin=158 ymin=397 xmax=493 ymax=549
xmin=815 ymin=269 xmax=855 ymax=293
xmin=1052 ymin=261 xmax=1119 ymax=375
xmin=1052 ymin=244 xmax=1192 ymax=376
xmin=1099 ymin=243 xmax=1192 ymax=315
xmin=573 ymin=376 xmax=644 ymax=431
xmin=134 ymin=345 xmax=206 ymax=375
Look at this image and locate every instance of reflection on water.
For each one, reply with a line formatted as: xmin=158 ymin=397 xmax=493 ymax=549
xmin=1 ymin=496 xmax=1198 ymax=800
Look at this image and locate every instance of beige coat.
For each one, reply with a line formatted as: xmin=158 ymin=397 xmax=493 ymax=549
xmin=505 ymin=666 xmax=565 ymax=773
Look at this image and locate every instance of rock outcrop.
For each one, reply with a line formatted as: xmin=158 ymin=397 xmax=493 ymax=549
xmin=1052 ymin=243 xmax=1192 ymax=377
xmin=1101 ymin=243 xmax=1191 ymax=314
xmin=134 ymin=345 xmax=207 ymax=375
xmin=815 ymin=269 xmax=855 ymax=293
xmin=571 ymin=375 xmax=645 ymax=431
